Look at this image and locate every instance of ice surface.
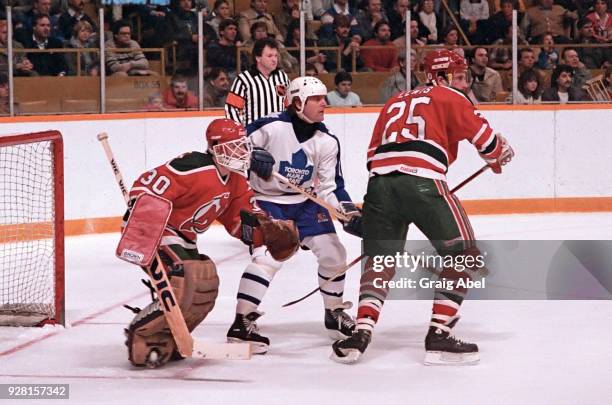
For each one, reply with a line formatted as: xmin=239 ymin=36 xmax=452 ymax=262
xmin=1 ymin=213 xmax=611 ymax=405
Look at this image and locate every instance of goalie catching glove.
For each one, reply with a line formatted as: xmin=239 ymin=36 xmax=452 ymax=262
xmin=480 ymin=134 xmax=514 ymax=174
xmin=337 ymin=201 xmax=363 ymax=238
xmin=240 ymin=210 xmax=299 ymax=261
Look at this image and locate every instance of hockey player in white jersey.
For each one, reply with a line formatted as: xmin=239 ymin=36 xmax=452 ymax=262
xmin=227 ymin=76 xmax=363 ymax=354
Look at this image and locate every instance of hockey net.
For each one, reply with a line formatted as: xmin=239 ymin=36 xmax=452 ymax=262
xmin=0 ymin=131 xmax=64 ymax=326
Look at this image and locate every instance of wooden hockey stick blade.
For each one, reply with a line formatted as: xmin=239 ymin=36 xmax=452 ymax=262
xmin=192 ymin=340 xmax=252 ymax=360
xmin=450 ymin=165 xmax=490 ymax=194
xmin=282 ymin=254 xmax=365 ymax=308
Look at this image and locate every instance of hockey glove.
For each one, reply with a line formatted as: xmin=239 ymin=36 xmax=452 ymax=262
xmin=250 ymin=147 xmax=275 ymax=180
xmin=338 ymin=201 xmax=363 ymax=238
xmin=481 ymin=135 xmax=514 ymax=174
xmin=240 ymin=210 xmax=300 ymax=261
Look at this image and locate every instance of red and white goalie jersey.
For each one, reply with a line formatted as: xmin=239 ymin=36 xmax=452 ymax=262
xmin=128 ymin=151 xmax=259 ymax=248
xmin=367 ymin=85 xmax=504 ymax=180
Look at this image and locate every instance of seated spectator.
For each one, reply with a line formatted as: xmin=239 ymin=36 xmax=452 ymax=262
xmin=207 ymin=0 xmax=234 ymax=36
xmin=380 ymin=49 xmax=421 ymax=102
xmin=285 ymin=19 xmax=328 ymax=74
xmin=166 ymin=0 xmax=217 ymax=72
xmin=460 ymin=0 xmax=489 ymax=44
xmin=469 ymin=47 xmax=503 ymax=102
xmin=243 ymin=21 xmax=297 ymax=72
xmin=14 ymin=0 xmax=60 ymax=44
xmin=276 ymin=0 xmax=302 ymax=39
xmin=162 ymin=74 xmax=199 ymax=109
xmin=542 ymin=64 xmax=587 ymax=102
xmin=517 ymin=47 xmax=546 ymax=87
xmin=142 ymin=93 xmax=166 ymax=111
xmin=319 ymin=0 xmax=362 ymax=39
xmin=512 ymin=68 xmax=543 ymax=103
xmin=486 ymin=0 xmax=525 ymax=44
xmin=58 ymin=0 xmax=97 ymax=41
xmin=0 ymin=20 xmax=36 ymax=76
xmin=23 ymin=15 xmax=68 ymax=76
xmin=418 ymin=0 xmax=439 ymax=42
xmin=206 ymin=19 xmax=249 ymax=74
xmin=356 ymin=0 xmax=388 ymax=41
xmin=489 ymin=24 xmax=528 ymax=70
xmin=203 ymin=67 xmax=230 ymax=107
xmin=561 ymin=47 xmax=592 ymax=90
xmin=312 ymin=0 xmax=334 ymax=19
xmin=238 ymin=0 xmax=283 ymax=43
xmin=326 ymin=70 xmax=362 ymax=106
xmin=520 ymin=0 xmax=577 ymax=43
xmin=575 ymin=18 xmax=607 ymax=69
xmin=65 ymin=20 xmax=98 ymax=76
xmin=388 ymin=0 xmax=411 ymax=40
xmin=586 ymin=0 xmax=612 ymax=43
xmin=105 ymin=21 xmax=155 ymax=76
xmin=319 ymin=14 xmax=365 ymax=72
xmin=392 ymin=18 xmax=428 ymax=49
xmin=440 ymin=26 xmax=464 ymax=58
xmin=361 ymin=20 xmax=398 ymax=71
xmin=536 ymin=33 xmax=558 ymax=70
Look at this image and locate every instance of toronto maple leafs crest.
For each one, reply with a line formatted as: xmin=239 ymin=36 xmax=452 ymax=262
xmin=278 ymin=149 xmax=314 ymax=186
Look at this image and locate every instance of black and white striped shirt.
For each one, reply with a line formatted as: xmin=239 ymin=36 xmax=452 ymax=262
xmin=225 ymin=66 xmax=289 ymax=126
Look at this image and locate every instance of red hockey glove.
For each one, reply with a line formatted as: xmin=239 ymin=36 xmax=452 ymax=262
xmin=482 ymin=135 xmax=514 ymax=174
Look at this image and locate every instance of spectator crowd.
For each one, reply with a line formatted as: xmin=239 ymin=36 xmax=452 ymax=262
xmin=0 ymin=0 xmax=610 ymax=111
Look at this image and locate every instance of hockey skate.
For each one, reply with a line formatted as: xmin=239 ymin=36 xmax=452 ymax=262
xmin=424 ymin=326 xmax=479 ymax=365
xmin=324 ymin=302 xmax=356 ymax=340
xmin=227 ymin=311 xmax=270 ymax=354
xmin=330 ymin=329 xmax=371 ymax=364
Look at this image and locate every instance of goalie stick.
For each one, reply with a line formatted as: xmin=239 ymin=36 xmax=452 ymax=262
xmin=282 ymin=164 xmax=492 ymax=308
xmin=97 ymin=132 xmax=250 ymax=361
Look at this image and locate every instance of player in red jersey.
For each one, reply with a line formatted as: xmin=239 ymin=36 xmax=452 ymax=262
xmin=123 ymin=118 xmax=298 ymax=367
xmin=331 ymin=49 xmax=514 ymax=365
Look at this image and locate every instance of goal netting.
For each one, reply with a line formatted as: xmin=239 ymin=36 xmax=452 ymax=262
xmin=0 ymin=131 xmax=64 ymax=326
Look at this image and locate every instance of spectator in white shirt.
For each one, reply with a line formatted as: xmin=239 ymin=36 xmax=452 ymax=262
xmin=326 ymin=71 xmax=363 ymax=106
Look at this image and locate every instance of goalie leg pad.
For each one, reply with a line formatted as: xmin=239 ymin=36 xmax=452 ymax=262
xmin=125 ymin=258 xmax=219 ymax=367
xmin=125 ymin=299 xmax=177 ymax=368
xmin=172 ymin=259 xmax=220 ymax=331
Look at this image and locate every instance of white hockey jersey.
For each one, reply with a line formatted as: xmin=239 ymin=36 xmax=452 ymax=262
xmin=246 ymin=111 xmax=351 ymax=208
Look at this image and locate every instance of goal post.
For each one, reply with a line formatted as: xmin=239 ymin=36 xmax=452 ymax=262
xmin=0 ymin=131 xmax=65 ymax=326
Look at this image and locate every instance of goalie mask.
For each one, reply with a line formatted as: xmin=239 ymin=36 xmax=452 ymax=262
xmin=206 ymin=118 xmax=252 ymax=176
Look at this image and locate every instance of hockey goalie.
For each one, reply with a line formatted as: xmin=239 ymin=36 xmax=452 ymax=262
xmin=119 ymin=118 xmax=299 ymax=368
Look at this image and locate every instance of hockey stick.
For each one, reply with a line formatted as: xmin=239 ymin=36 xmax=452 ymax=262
xmin=272 ymin=172 xmax=351 ymax=222
xmin=282 ymin=164 xmax=491 ymax=308
xmin=282 ymin=253 xmax=365 ymax=307
xmin=450 ymin=164 xmax=490 ymax=194
xmin=97 ymin=133 xmax=250 ymax=361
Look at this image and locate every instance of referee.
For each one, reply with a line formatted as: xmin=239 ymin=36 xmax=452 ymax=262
xmin=225 ymin=37 xmax=289 ymax=125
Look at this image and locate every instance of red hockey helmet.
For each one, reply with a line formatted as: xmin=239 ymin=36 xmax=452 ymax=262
xmin=205 ymin=118 xmax=247 ymax=145
xmin=423 ymin=49 xmax=468 ymax=85
xmin=205 ymin=118 xmax=252 ymax=175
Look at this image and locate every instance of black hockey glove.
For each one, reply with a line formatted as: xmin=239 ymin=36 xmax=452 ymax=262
xmin=338 ymin=202 xmax=363 ymax=238
xmin=250 ymin=147 xmax=275 ymax=180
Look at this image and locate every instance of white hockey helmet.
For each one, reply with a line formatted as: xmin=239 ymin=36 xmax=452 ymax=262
xmin=287 ymin=76 xmax=327 ymax=112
